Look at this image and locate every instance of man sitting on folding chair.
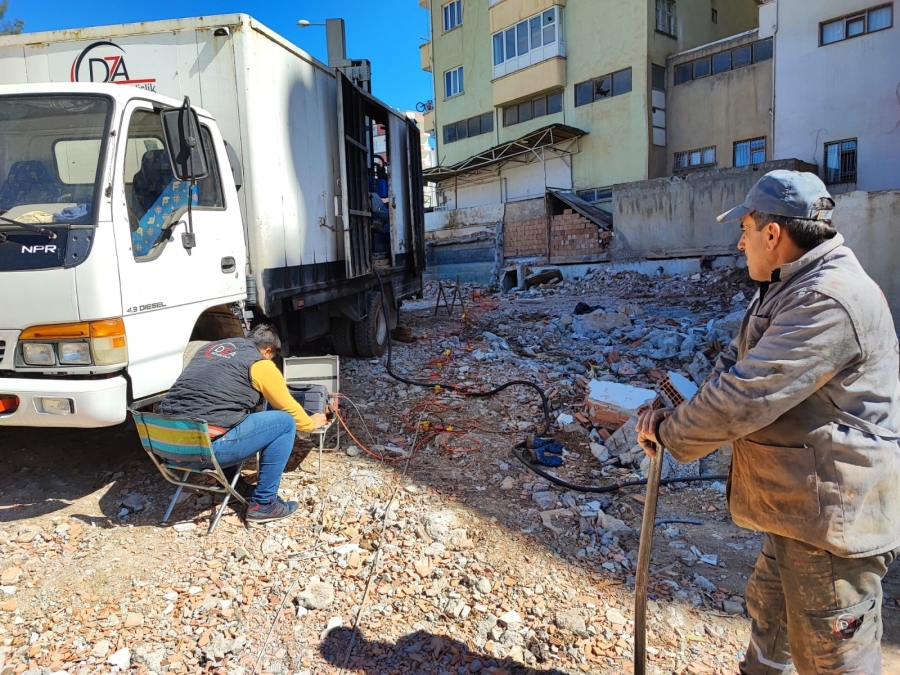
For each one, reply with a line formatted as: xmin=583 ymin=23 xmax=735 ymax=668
xmin=157 ymin=324 xmax=328 ymax=524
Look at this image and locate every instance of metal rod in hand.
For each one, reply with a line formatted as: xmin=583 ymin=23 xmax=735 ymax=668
xmin=634 ymin=444 xmax=665 ymax=675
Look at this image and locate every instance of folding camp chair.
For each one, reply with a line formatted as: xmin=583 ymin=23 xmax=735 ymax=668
xmin=130 ymin=410 xmax=250 ymax=534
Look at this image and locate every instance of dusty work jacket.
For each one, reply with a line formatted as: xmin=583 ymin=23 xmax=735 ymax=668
xmin=658 ymin=234 xmax=900 ymax=557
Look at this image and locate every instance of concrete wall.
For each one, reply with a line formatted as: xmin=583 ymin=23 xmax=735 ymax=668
xmin=611 ymin=159 xmax=816 ymax=259
xmin=834 ymin=190 xmax=900 ymax=331
xmin=667 ymin=29 xmax=772 ymax=172
xmin=773 ymin=0 xmax=900 ymax=192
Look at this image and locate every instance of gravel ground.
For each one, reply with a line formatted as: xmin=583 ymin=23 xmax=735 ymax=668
xmin=1 ymin=266 xmax=899 ymax=675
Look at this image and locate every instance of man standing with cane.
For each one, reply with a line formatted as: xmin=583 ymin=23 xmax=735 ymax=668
xmin=636 ymin=170 xmax=900 ymax=674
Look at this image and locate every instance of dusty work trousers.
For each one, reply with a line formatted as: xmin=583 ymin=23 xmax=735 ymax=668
xmin=740 ymin=533 xmax=897 ymax=674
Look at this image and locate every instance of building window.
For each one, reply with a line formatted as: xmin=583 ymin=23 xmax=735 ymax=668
xmin=656 ymin=0 xmax=677 ymax=36
xmin=821 ymin=5 xmax=892 ymax=45
xmin=674 ymin=146 xmax=716 ymax=170
xmin=442 ymin=0 xmax=462 ymax=32
xmin=491 ymin=7 xmax=562 ymax=66
xmin=652 ymin=64 xmax=666 ymax=91
xmin=574 ymin=68 xmax=632 ymax=107
xmin=673 ymin=38 xmax=772 ymax=86
xmin=824 ymin=139 xmax=857 ymax=184
xmin=443 ymin=112 xmax=493 ymax=145
xmin=734 ymin=137 xmax=766 ymax=167
xmin=711 ymin=8 xmax=718 ymax=23
xmin=492 ymin=6 xmax=563 ymax=75
xmin=693 ymin=57 xmax=711 ymax=79
xmin=502 ymin=91 xmax=563 ymax=127
xmin=444 ymin=66 xmax=464 ymax=98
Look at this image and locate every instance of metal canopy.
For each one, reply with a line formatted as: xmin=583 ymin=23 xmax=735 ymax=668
xmin=423 ymin=123 xmax=587 ymax=183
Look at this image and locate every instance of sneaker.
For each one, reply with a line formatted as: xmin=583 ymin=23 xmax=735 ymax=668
xmin=245 ymin=497 xmax=299 ymax=524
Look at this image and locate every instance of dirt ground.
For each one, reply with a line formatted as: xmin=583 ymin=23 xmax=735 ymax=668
xmin=1 ymin=269 xmax=899 ymax=675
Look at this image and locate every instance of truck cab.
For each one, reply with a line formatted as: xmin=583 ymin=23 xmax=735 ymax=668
xmin=0 ymin=84 xmax=246 ymax=427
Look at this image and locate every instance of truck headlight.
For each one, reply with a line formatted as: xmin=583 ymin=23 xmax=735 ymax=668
xmin=19 ymin=318 xmax=127 ymax=367
xmin=22 ymin=343 xmax=56 ymax=366
xmin=58 ymin=342 xmax=92 ymax=365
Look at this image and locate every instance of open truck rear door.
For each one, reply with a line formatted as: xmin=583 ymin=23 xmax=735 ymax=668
xmin=335 ymin=71 xmax=373 ymax=279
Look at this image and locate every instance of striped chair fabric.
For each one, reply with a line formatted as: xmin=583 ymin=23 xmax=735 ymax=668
xmin=130 ymin=409 xmax=249 ymax=534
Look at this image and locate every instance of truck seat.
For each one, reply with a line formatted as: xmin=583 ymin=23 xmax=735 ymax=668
xmin=0 ymin=160 xmax=62 ymax=210
xmin=130 ymin=149 xmax=198 ymax=258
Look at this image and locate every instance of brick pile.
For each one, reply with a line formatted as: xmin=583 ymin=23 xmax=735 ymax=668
xmin=549 ymin=209 xmax=608 ymax=260
xmin=503 ymin=217 xmax=546 ymax=258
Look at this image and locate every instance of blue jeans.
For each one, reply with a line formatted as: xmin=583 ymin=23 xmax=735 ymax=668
xmin=211 ymin=410 xmax=294 ymax=505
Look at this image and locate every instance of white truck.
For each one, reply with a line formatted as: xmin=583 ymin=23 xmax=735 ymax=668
xmin=0 ymin=14 xmax=426 ymax=428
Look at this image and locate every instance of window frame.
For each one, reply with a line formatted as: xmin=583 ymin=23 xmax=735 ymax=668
xmin=442 ymin=112 xmax=494 ymax=144
xmin=673 ymin=37 xmax=772 ymax=86
xmin=820 ymin=4 xmax=892 ymax=46
xmin=574 ymin=67 xmax=633 ymax=108
xmin=502 ymin=90 xmax=565 ymax=128
xmin=824 ymin=138 xmax=858 ymax=184
xmin=651 ymin=64 xmax=666 ymax=92
xmin=656 ymin=0 xmax=677 ymax=37
xmin=123 ymin=107 xmax=225 ymax=262
xmin=733 ymin=136 xmax=766 ymax=168
xmin=490 ymin=5 xmax=563 ymax=72
xmin=442 ymin=0 xmax=462 ymax=33
xmin=444 ymin=65 xmax=464 ymax=99
xmin=673 ymin=145 xmax=716 ymax=171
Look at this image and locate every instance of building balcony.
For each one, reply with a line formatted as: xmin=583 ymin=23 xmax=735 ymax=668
xmin=423 ymin=110 xmax=435 ymax=133
xmin=420 ymin=41 xmax=432 ymax=72
xmin=492 ymin=56 xmax=566 ymax=107
xmin=419 ymin=0 xmax=428 ymax=8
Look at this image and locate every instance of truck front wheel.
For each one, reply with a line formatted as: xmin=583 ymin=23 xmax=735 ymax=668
xmin=354 ymin=293 xmax=388 ymax=358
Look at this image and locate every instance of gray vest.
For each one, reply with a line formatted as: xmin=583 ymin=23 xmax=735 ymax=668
xmin=158 ymin=338 xmax=264 ymax=429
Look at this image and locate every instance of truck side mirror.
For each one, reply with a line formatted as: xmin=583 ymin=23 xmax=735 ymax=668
xmin=161 ymin=96 xmax=210 ymax=181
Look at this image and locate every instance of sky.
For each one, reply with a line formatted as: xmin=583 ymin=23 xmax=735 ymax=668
xmin=6 ymin=0 xmax=435 ymax=113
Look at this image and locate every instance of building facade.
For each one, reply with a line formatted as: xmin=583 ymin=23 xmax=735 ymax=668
xmin=666 ymin=28 xmax=773 ymax=174
xmin=770 ymin=0 xmax=899 ymax=192
xmin=419 ymin=0 xmax=760 ymax=211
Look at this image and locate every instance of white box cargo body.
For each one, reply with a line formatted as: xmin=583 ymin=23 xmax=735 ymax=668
xmin=0 ymin=15 xmax=425 ymax=427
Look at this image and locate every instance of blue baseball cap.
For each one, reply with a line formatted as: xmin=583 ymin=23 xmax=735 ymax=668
xmin=717 ymin=170 xmax=834 ymax=223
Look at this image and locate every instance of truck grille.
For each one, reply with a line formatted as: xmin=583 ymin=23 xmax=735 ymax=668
xmin=0 ymin=340 xmax=5 ymax=361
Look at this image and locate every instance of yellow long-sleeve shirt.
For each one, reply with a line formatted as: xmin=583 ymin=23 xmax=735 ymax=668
xmin=249 ymin=359 xmax=316 ymax=432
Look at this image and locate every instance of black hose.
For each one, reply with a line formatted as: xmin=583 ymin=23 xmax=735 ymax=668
xmin=372 ymin=270 xmax=552 ymax=435
xmin=512 ymin=444 xmax=727 ymax=493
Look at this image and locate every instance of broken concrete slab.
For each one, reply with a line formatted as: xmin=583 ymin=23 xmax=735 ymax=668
xmin=525 ymin=269 xmax=563 ymax=288
xmin=584 ymin=380 xmax=658 ymax=429
xmin=574 ymin=309 xmax=632 ymax=334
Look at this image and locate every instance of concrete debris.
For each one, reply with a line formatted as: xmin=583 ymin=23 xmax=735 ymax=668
xmin=584 ymin=380 xmax=658 ymax=428
xmin=0 ymin=264 xmax=768 ymax=675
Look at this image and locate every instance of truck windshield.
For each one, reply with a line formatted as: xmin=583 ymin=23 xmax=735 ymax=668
xmin=0 ymin=95 xmax=110 ymax=226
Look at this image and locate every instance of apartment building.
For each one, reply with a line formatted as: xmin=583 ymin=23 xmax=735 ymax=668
xmin=666 ymin=28 xmax=773 ymax=174
xmin=419 ymin=0 xmax=760 ymax=212
xmin=770 ymin=0 xmax=898 ymax=192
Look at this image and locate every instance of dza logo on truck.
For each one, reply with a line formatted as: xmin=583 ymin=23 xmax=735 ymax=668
xmin=70 ymin=41 xmax=157 ymax=92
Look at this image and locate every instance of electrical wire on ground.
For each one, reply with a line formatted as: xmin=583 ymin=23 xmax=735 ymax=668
xmin=374 ymin=270 xmax=730 ymax=495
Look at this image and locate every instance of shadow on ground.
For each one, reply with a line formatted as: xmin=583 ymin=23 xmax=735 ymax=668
xmin=320 ymin=627 xmax=567 ymax=675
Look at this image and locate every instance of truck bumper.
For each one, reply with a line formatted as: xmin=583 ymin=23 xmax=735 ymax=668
xmin=0 ymin=376 xmax=128 ymax=428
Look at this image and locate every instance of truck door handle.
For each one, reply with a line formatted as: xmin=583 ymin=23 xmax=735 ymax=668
xmin=221 ymin=257 xmax=236 ymax=273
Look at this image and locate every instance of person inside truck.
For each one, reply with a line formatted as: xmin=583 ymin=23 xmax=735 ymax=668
xmin=157 ymin=324 xmax=328 ymax=524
